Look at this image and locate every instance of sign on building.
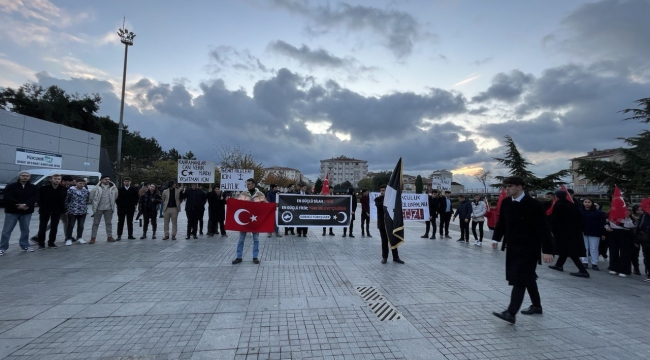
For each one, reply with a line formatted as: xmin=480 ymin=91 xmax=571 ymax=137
xmin=432 ymin=175 xmax=452 ymax=191
xmin=220 ymin=169 xmax=255 ymax=191
xmin=15 ymin=148 xmax=62 ymax=169
xmin=177 ymin=160 xmax=215 ymax=184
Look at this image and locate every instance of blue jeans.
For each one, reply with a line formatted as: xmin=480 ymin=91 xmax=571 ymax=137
xmin=237 ymin=232 xmax=259 ymax=259
xmin=1 ymin=213 xmax=32 ymax=250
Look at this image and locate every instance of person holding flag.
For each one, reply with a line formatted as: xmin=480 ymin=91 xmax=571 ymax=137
xmin=605 ymin=186 xmax=636 ymax=277
xmin=379 ymin=158 xmax=405 ymax=264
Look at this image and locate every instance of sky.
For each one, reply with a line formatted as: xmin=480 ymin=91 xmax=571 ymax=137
xmin=1 ymin=0 xmax=649 ymax=188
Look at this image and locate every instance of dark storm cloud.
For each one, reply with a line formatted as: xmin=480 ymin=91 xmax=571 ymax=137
xmin=271 ymin=0 xmax=434 ymax=58
xmin=543 ymin=0 xmax=650 ymax=72
xmin=471 ymin=70 xmax=535 ymax=103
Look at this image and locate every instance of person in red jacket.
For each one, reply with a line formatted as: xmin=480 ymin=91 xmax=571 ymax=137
xmin=485 ymin=201 xmax=498 ymax=231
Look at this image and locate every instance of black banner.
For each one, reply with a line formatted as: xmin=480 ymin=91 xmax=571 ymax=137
xmin=277 ymin=194 xmax=351 ymax=227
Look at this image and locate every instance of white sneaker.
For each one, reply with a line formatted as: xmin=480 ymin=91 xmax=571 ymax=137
xmin=65 ymin=240 xmax=72 ymax=246
xmin=477 ymin=242 xmax=482 ymax=247
xmin=609 ymin=271 xmax=618 ymax=275
xmin=77 ymin=239 xmax=87 ymax=244
xmin=618 ymin=273 xmax=627 ymax=278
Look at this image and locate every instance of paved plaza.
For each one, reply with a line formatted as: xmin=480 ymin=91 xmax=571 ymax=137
xmin=0 ymin=207 xmax=649 ymax=360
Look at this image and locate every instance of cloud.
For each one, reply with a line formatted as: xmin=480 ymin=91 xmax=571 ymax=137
xmin=544 ymin=0 xmax=650 ymax=74
xmin=208 ymin=45 xmax=270 ymax=74
xmin=471 ymin=70 xmax=535 ymax=103
xmin=268 ymin=40 xmax=349 ymax=68
xmin=472 ymin=57 xmax=492 ymax=66
xmin=271 ymin=0 xmax=435 ymax=58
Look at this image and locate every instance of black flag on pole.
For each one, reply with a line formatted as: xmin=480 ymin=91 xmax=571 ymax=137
xmin=383 ymin=157 xmax=404 ymax=249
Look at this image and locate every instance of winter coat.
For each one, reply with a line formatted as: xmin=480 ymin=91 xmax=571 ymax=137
xmin=438 ymin=196 xmax=453 ymax=214
xmin=492 ymin=195 xmax=553 ymax=286
xmin=161 ymin=187 xmax=183 ymax=213
xmin=265 ymin=190 xmax=277 ymax=203
xmin=208 ymin=192 xmax=227 ymax=220
xmin=471 ymin=200 xmax=487 ymax=222
xmin=65 ymin=187 xmax=90 ymax=216
xmin=138 ymin=190 xmax=162 ymax=215
xmin=3 ymin=181 xmax=39 ymax=215
xmin=237 ymin=188 xmax=267 ymax=202
xmin=428 ymin=195 xmax=440 ymax=218
xmin=580 ymin=207 xmax=606 ymax=237
xmin=375 ymin=195 xmax=385 ymax=230
xmin=485 ymin=207 xmax=498 ymax=228
xmin=89 ymin=182 xmax=118 ymax=212
xmin=38 ymin=184 xmax=67 ymax=214
xmin=117 ymin=186 xmax=140 ymax=209
xmin=454 ymin=199 xmax=473 ymax=220
xmin=550 ymin=198 xmax=586 ymax=257
xmin=182 ymin=188 xmax=207 ymax=212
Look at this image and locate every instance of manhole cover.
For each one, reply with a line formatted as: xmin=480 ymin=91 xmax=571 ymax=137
xmin=355 ymin=286 xmax=403 ymax=321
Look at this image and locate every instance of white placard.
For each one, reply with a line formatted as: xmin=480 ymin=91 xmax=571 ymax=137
xmin=220 ymin=169 xmax=255 ymax=191
xmin=15 ymin=148 xmax=62 ymax=168
xmin=369 ymin=192 xmax=430 ymax=221
xmin=432 ymin=175 xmax=452 ymax=191
xmin=177 ymin=160 xmax=215 ymax=184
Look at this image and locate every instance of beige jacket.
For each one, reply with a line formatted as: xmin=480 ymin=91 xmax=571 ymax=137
xmin=162 ymin=187 xmax=184 ymax=212
xmin=90 ymin=182 xmax=118 ymax=212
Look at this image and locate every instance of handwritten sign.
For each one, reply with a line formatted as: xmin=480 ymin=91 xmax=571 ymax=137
xmin=369 ymin=192 xmax=430 ymax=221
xmin=220 ymin=169 xmax=255 ymax=191
xmin=432 ymin=175 xmax=452 ymax=191
xmin=177 ymin=160 xmax=215 ymax=184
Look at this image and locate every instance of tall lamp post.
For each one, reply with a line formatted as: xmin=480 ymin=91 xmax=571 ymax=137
xmin=116 ymin=24 xmax=136 ymax=182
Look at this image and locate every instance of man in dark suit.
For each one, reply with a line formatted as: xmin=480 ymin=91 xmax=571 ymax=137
xmin=438 ymin=191 xmax=453 ymax=239
xmin=491 ymin=176 xmax=554 ymax=325
xmin=116 ymin=177 xmax=140 ymax=240
xmin=421 ymin=189 xmax=440 ymax=239
xmin=182 ymin=184 xmax=207 ymax=239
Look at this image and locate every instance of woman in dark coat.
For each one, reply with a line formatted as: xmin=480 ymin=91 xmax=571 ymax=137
xmin=139 ymin=184 xmax=162 ymax=239
xmin=207 ymin=187 xmax=227 ymax=237
xmin=548 ymin=191 xmax=589 ymax=278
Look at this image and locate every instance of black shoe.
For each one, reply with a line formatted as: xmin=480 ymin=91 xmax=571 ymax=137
xmin=349 ymin=234 xmax=355 ymax=238
xmin=48 ymin=244 xmax=58 ymax=249
xmin=30 ymin=236 xmax=39 ymax=244
xmin=232 ymin=258 xmax=242 ymax=264
xmin=291 ymin=231 xmax=295 ymax=235
xmin=361 ymin=234 xmax=365 ymax=237
xmin=634 ymin=269 xmax=641 ymax=275
xmin=329 ymin=232 xmax=335 ymax=236
xmin=381 ymin=258 xmax=387 ymax=264
xmin=253 ymin=258 xmax=260 ymax=264
xmin=548 ymin=265 xmax=563 ymax=272
xmin=199 ymin=231 xmax=203 ymax=235
xmin=322 ymin=231 xmax=326 ymax=236
xmin=591 ymin=265 xmax=600 ymax=271
xmin=393 ymin=259 xmax=405 ymax=264
xmin=520 ymin=306 xmax=543 ymax=315
xmin=297 ymin=234 xmax=302 ymax=237
xmin=492 ymin=310 xmax=516 ymax=324
xmin=445 ymin=235 xmax=452 ymax=239
xmin=38 ymin=245 xmax=47 ymax=250
xmin=140 ymin=236 xmax=147 ymax=239
xmin=456 ymin=239 xmax=465 ymax=242
xmin=342 ymin=234 xmax=346 ymax=238
xmin=193 ymin=235 xmax=198 ymax=239
xmin=117 ymin=236 xmax=122 ymax=241
xmin=128 ymin=236 xmax=136 ymax=240
xmin=421 ymin=234 xmax=429 ymax=238
xmin=151 ymin=235 xmax=156 ymax=239
xmin=430 ymin=235 xmax=436 ymax=239
xmin=570 ymin=272 xmax=590 ymax=278
xmin=158 ymin=215 xmax=163 ymax=218
xmin=367 ymin=234 xmax=372 ymax=238
xmin=221 ymin=234 xmax=228 ymax=237
xmin=185 ymin=236 xmax=190 ymax=240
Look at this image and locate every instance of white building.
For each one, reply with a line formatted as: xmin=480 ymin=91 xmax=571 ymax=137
xmin=263 ymin=166 xmax=303 ymax=182
xmin=319 ymin=155 xmax=368 ymax=188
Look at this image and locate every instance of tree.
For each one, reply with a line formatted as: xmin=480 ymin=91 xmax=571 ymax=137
xmin=341 ymin=180 xmax=353 ymax=190
xmin=474 ymin=169 xmax=492 ymax=193
xmin=162 ymin=148 xmax=181 ymax=160
xmin=314 ymin=178 xmax=323 ymax=194
xmin=183 ymin=151 xmax=196 ymax=160
xmin=415 ymin=175 xmax=423 ymax=194
xmin=262 ymin=172 xmax=294 ymax=189
xmin=492 ymin=135 xmax=570 ymax=191
xmin=218 ymin=144 xmax=265 ymax=184
xmin=371 ymin=171 xmax=392 ymax=191
xmin=357 ymin=178 xmax=373 ymax=191
xmin=574 ymin=97 xmax=650 ymax=194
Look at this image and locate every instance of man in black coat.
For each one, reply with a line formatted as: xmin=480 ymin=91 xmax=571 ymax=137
xmin=116 ymin=177 xmax=140 ymax=240
xmin=182 ymin=184 xmax=207 ymax=239
xmin=491 ymin=176 xmax=554 ymax=324
xmin=343 ymin=187 xmax=357 ymax=238
xmin=421 ymin=190 xmax=440 ymax=239
xmin=208 ymin=186 xmax=228 ymax=237
xmin=1 ymin=171 xmax=39 ymax=254
xmin=438 ymin=191 xmax=453 ymax=239
xmin=375 ymin=184 xmax=404 ymax=264
xmin=548 ymin=190 xmax=589 ymax=278
xmin=36 ymin=174 xmax=68 ymax=249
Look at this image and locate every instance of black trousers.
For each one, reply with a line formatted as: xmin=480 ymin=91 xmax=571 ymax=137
xmin=117 ymin=208 xmax=135 ymax=237
xmin=424 ymin=217 xmax=437 ymax=236
xmin=459 ymin=219 xmax=470 ymax=240
xmin=555 ymin=255 xmax=588 ymax=273
xmin=349 ymin=214 xmax=355 ymax=234
xmin=297 ymin=227 xmax=308 ymax=236
xmin=472 ymin=220 xmax=484 ymax=241
xmin=208 ymin=215 xmax=226 ymax=235
xmin=508 ymin=280 xmax=541 ymax=315
xmin=38 ymin=211 xmax=61 ymax=247
xmin=285 ymin=227 xmax=295 ymax=235
xmin=631 ymin=243 xmax=641 ymax=272
xmin=641 ymin=244 xmax=650 ymax=276
xmin=186 ymin=210 xmax=199 ymax=236
xmin=379 ymin=223 xmax=399 ymax=260
xmin=361 ymin=213 xmax=370 ymax=234
xmin=608 ymin=229 xmax=632 ymax=275
xmin=66 ymin=214 xmax=86 ymax=240
xmin=142 ymin=212 xmax=157 ymax=235
xmin=198 ymin=210 xmax=205 ymax=233
xmin=439 ymin=212 xmax=452 ymax=236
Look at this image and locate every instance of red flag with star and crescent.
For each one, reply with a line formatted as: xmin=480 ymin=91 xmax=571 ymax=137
xmin=322 ymin=173 xmax=330 ymax=195
xmin=225 ymin=199 xmax=276 ymax=233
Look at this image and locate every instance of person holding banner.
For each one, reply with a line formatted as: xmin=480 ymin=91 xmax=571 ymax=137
xmin=232 ymin=178 xmax=268 ymax=265
xmin=375 ymin=184 xmax=404 ymax=264
xmin=182 ymin=184 xmax=207 ymax=240
xmin=265 ymin=184 xmax=282 ymax=238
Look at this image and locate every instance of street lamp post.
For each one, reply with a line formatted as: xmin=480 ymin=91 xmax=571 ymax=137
xmin=116 ymin=25 xmax=136 ymax=182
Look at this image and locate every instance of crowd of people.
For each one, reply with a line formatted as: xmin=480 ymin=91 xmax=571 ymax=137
xmin=1 ymin=171 xmax=648 ymax=286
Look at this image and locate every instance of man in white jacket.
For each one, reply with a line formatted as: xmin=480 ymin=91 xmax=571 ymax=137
xmin=471 ymin=195 xmax=487 ymax=246
xmin=89 ymin=175 xmax=118 ymax=244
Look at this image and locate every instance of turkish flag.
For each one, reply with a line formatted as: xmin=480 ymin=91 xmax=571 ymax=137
xmin=322 ymin=173 xmax=330 ymax=195
xmin=546 ymin=185 xmax=574 ymax=215
xmin=608 ymin=185 xmax=628 ymax=224
xmin=225 ymin=199 xmax=276 ymax=233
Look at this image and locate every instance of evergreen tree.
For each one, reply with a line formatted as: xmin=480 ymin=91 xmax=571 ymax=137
xmin=314 ymin=178 xmax=323 ymax=194
xmin=415 ymin=175 xmax=423 ymax=194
